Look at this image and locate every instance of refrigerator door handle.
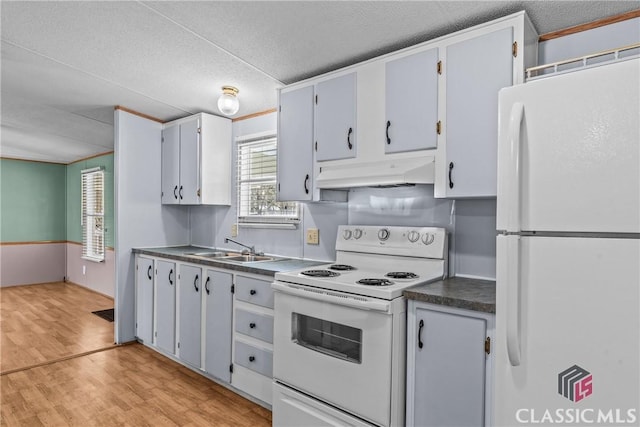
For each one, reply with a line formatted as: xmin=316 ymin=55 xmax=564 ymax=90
xmin=505 ymin=102 xmax=524 ymax=232
xmin=506 ymin=235 xmax=522 ymax=366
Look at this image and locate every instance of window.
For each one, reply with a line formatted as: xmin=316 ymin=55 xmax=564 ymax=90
xmin=81 ymin=167 xmax=105 ymax=262
xmin=237 ymin=133 xmax=298 ymax=225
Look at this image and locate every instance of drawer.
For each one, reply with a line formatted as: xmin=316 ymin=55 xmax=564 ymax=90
xmin=235 ymin=309 xmax=274 ymax=343
xmin=234 ymin=341 xmax=273 ymax=378
xmin=235 ymin=275 xmax=274 ymax=309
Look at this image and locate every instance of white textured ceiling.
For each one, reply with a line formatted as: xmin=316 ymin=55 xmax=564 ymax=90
xmin=1 ymin=1 xmax=638 ymax=163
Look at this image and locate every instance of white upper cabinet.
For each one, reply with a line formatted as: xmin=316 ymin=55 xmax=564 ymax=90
xmin=277 ymin=86 xmax=314 ymax=201
xmin=439 ymin=27 xmax=514 ymax=198
xmin=385 ymin=48 xmax=439 ymax=154
xmin=435 ymin=13 xmax=538 ymax=198
xmin=315 ymin=72 xmax=357 ymax=161
xmin=161 ymin=125 xmax=181 ymax=204
xmin=161 ymin=113 xmax=232 ymax=205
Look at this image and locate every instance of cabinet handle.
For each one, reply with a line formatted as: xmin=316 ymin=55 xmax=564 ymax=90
xmin=249 ymin=322 xmax=256 ymax=329
xmin=169 ymin=269 xmax=174 ymax=285
xmin=147 ymin=265 xmax=152 ymax=280
xmin=386 ymin=121 xmax=391 ymax=144
xmin=173 ymin=185 xmax=178 ymax=200
xmin=304 ymin=174 xmax=309 ymax=194
xmin=205 ymin=277 xmax=210 ymax=295
xmin=249 ymin=356 xmax=255 ymax=362
xmin=448 ymin=162 xmax=455 ymax=189
xmin=347 ymin=127 xmax=353 ymax=150
xmin=418 ymin=319 xmax=424 ymax=349
xmin=194 ymin=274 xmax=199 ymax=292
xmin=250 ymin=289 xmax=257 ymax=295
xmin=179 ymin=185 xmax=183 ymax=200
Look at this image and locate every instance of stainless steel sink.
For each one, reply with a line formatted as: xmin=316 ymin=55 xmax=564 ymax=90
xmin=186 ymin=251 xmax=241 ymax=258
xmin=223 ymin=255 xmax=275 ymax=263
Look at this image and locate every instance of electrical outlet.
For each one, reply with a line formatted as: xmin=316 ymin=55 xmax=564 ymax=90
xmin=306 ymin=228 xmax=319 ymax=245
xmin=82 ymin=265 xmax=86 ymax=275
xmin=231 ymin=223 xmax=238 ymax=237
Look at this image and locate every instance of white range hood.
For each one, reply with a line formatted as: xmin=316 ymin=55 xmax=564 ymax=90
xmin=315 ymin=155 xmax=435 ymax=189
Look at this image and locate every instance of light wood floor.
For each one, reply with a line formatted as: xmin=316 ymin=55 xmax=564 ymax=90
xmin=1 ymin=343 xmax=271 ymax=426
xmin=0 ymin=282 xmax=115 ymax=374
xmin=0 ymin=283 xmax=272 ymax=426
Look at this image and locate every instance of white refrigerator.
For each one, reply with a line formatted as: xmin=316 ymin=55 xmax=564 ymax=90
xmin=495 ymin=58 xmax=639 ymax=426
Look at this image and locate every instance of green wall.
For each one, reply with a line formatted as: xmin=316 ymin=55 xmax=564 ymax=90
xmin=0 ymin=153 xmax=114 ymax=246
xmin=66 ymin=153 xmax=114 ymax=247
xmin=0 ymin=159 xmax=67 ymax=242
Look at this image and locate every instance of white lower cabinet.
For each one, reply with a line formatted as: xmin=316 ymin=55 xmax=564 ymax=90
xmin=406 ymin=300 xmax=495 ymax=427
xmin=177 ymin=264 xmax=202 ymax=369
xmin=135 ymin=256 xmax=154 ymax=344
xmin=203 ymin=269 xmax=233 ymax=382
xmin=155 ymin=259 xmax=177 ymax=355
xmin=231 ymin=274 xmax=275 ymax=405
xmin=135 ymin=254 xmax=271 ymax=405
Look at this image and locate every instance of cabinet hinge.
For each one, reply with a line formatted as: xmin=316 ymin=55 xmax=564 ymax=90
xmin=154 ymin=331 xmax=157 ymax=337
xmin=437 ymin=60 xmax=442 ymax=75
xmin=315 ymin=141 xmax=318 ymax=152
xmin=161 ymin=136 xmax=164 ymax=143
xmin=315 ymin=94 xmax=318 ymax=104
xmin=197 ymin=127 xmax=202 ymax=134
xmin=197 ymin=189 xmax=201 ymax=198
xmin=512 ymin=41 xmax=518 ymax=58
xmin=177 ymin=342 xmax=180 ymax=349
xmin=279 ymin=105 xmax=281 ymax=112
xmin=436 ymin=121 xmax=442 ymax=135
xmin=278 ymin=183 xmax=280 ymax=192
xmin=229 ymin=364 xmax=234 ymax=373
xmin=231 ymin=284 xmax=235 ymax=294
xmin=136 ymin=264 xmax=138 ymax=271
xmin=485 ymin=337 xmax=491 ymax=355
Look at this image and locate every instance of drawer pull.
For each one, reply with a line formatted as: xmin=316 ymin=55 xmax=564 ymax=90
xmin=249 ymin=356 xmax=255 ymax=362
xmin=249 ymin=322 xmax=256 ymax=329
xmin=250 ymin=289 xmax=257 ymax=295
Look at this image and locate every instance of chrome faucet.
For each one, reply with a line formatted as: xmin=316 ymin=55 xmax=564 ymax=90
xmin=224 ymin=238 xmax=261 ymax=255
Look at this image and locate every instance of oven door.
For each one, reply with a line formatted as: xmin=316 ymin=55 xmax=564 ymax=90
xmin=273 ymin=281 xmax=394 ymax=427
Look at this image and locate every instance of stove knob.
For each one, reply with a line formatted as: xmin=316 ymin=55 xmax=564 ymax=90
xmin=407 ymin=230 xmax=420 ymax=243
xmin=343 ymin=229 xmax=353 ymax=240
xmin=353 ymin=228 xmax=363 ymax=239
xmin=378 ymin=228 xmax=390 ymax=241
xmin=422 ymin=233 xmax=435 ymax=245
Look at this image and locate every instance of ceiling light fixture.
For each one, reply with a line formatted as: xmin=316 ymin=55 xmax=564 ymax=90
xmin=217 ymin=86 xmax=240 ymax=116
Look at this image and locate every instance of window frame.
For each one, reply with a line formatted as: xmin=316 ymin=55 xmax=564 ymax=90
xmin=236 ymin=132 xmax=299 ymax=227
xmin=81 ymin=167 xmax=105 ymax=262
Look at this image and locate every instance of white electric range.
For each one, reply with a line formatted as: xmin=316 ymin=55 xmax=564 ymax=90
xmin=272 ymin=225 xmax=448 ymax=427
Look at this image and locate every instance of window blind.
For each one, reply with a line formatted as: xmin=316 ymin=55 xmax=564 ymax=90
xmin=81 ymin=167 xmax=105 ymax=262
xmin=236 ymin=136 xmax=298 ymax=223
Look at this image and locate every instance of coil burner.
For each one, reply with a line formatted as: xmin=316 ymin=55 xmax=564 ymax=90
xmin=301 ymin=270 xmax=340 ymax=278
xmin=357 ymin=278 xmax=394 ymax=286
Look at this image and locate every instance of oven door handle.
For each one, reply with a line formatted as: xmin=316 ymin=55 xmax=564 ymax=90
xmin=272 ymin=281 xmax=391 ymax=313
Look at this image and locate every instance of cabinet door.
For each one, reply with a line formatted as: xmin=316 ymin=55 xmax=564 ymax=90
xmin=413 ymin=308 xmax=487 ymax=427
xmin=179 ymin=118 xmax=201 ymax=205
xmin=444 ymin=27 xmax=513 ymax=197
xmin=161 ymin=125 xmax=180 ymax=205
xmin=204 ymin=270 xmax=232 ymax=382
xmin=315 ymin=73 xmax=357 ymax=161
xmin=277 ymin=86 xmax=314 ymax=201
xmin=385 ymin=48 xmax=439 ymax=153
xmin=178 ymin=264 xmax=202 ymax=368
xmin=135 ymin=256 xmax=154 ymax=344
xmin=155 ymin=260 xmax=176 ymax=354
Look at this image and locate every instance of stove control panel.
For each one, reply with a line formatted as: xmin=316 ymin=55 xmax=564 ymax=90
xmin=336 ymin=225 xmax=447 ymax=258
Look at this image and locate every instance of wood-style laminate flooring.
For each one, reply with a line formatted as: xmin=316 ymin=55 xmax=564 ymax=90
xmin=0 ymin=283 xmax=271 ymax=426
xmin=0 ymin=282 xmax=115 ymax=374
xmin=1 ymin=344 xmax=271 ymax=426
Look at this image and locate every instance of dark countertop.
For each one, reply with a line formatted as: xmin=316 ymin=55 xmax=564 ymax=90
xmin=132 ymin=245 xmax=327 ymax=277
xmin=404 ymin=277 xmax=496 ymax=314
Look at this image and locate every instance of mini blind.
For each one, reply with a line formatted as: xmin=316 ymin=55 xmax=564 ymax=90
xmin=236 ymin=135 xmax=298 ymax=223
xmin=81 ymin=167 xmax=105 ymax=262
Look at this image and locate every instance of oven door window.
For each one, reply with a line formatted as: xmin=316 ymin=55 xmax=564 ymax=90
xmin=292 ymin=313 xmax=362 ymax=364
